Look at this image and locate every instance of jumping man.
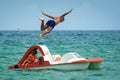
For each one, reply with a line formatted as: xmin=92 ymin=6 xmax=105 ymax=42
xmin=39 ymin=9 xmax=72 ymax=40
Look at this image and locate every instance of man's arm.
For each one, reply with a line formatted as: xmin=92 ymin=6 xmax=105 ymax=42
xmin=61 ymin=9 xmax=73 ymax=17
xmin=41 ymin=11 xmax=56 ymax=19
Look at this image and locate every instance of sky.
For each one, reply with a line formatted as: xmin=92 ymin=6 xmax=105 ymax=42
xmin=0 ymin=0 xmax=120 ymax=30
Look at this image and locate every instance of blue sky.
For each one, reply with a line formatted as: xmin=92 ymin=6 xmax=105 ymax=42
xmin=0 ymin=0 xmax=120 ymax=30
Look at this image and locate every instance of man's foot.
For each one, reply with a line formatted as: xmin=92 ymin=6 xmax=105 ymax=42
xmin=39 ymin=18 xmax=44 ymax=21
xmin=39 ymin=34 xmax=43 ymax=40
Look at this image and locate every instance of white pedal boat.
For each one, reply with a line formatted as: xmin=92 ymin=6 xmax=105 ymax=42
xmin=9 ymin=45 xmax=103 ymax=70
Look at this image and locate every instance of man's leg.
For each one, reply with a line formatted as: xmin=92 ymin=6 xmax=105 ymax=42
xmin=40 ymin=27 xmax=52 ymax=40
xmin=39 ymin=18 xmax=48 ymax=31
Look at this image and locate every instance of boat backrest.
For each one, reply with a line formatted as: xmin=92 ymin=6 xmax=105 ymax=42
xmin=60 ymin=52 xmax=84 ymax=63
xmin=39 ymin=45 xmax=54 ymax=64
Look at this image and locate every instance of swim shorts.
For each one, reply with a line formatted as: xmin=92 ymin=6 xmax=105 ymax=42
xmin=46 ymin=20 xmax=55 ymax=28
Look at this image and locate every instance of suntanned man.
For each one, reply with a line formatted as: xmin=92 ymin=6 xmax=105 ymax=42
xmin=39 ymin=9 xmax=72 ymax=40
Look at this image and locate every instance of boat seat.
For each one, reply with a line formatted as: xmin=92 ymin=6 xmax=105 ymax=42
xmin=39 ymin=45 xmax=54 ymax=64
xmin=60 ymin=52 xmax=86 ymax=63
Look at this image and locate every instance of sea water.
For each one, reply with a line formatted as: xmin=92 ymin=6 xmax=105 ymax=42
xmin=0 ymin=30 xmax=120 ymax=80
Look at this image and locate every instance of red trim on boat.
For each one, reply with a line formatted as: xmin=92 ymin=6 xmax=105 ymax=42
xmin=71 ymin=58 xmax=104 ymax=63
xmin=86 ymin=58 xmax=104 ymax=62
xmin=18 ymin=46 xmax=45 ymax=65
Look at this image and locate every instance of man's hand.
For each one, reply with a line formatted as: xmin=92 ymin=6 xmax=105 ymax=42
xmin=68 ymin=9 xmax=73 ymax=13
xmin=41 ymin=10 xmax=45 ymax=15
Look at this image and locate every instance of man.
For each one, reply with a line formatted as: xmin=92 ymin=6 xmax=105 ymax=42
xmin=39 ymin=9 xmax=72 ymax=40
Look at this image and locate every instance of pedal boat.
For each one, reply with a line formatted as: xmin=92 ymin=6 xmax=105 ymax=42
xmin=9 ymin=45 xmax=104 ymax=70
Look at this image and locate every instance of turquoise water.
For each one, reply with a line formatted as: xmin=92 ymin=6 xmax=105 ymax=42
xmin=0 ymin=30 xmax=120 ymax=80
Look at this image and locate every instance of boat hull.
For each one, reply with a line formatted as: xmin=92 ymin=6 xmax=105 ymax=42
xmin=88 ymin=62 xmax=102 ymax=69
xmin=29 ymin=62 xmax=90 ymax=70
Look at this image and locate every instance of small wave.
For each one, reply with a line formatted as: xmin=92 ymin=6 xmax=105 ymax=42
xmin=76 ymin=33 xmax=83 ymax=36
xmin=0 ymin=33 xmax=2 ymax=36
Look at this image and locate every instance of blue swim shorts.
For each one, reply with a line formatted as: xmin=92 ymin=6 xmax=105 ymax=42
xmin=46 ymin=20 xmax=55 ymax=28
